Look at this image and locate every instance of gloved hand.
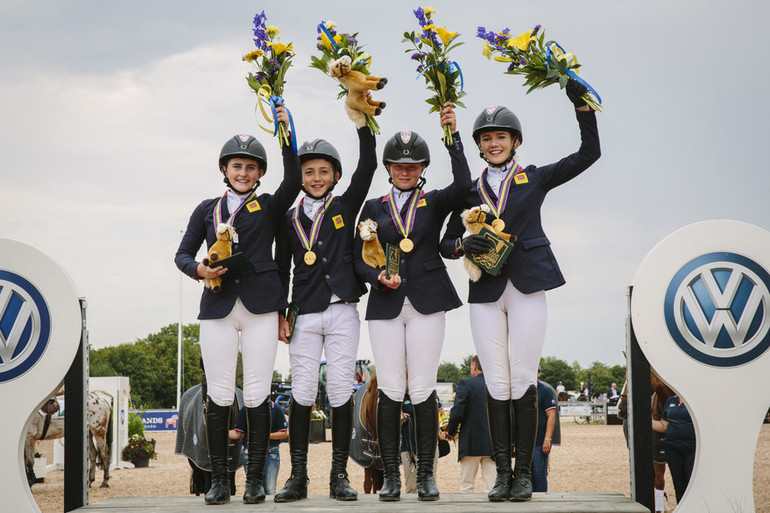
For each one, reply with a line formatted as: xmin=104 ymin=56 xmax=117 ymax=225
xmin=565 ymin=78 xmax=588 ymax=108
xmin=458 ymin=234 xmax=493 ymax=256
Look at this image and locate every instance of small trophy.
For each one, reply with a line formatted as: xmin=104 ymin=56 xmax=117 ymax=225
xmin=467 ymin=226 xmax=514 ymax=277
xmin=385 ymin=243 xmax=401 ymax=280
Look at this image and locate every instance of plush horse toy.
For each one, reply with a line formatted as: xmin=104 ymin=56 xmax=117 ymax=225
xmin=329 ymin=55 xmax=387 ymax=128
xmin=460 ymin=205 xmax=514 ymax=282
xmin=358 ymin=219 xmax=386 ymax=269
xmin=202 ymin=223 xmax=235 ymax=293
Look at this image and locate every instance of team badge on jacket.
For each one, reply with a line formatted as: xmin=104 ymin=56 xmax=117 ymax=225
xmin=246 ymin=200 xmax=261 ymax=212
xmin=333 ymin=215 xmax=345 ymax=229
xmin=514 ymin=173 xmax=528 ymax=185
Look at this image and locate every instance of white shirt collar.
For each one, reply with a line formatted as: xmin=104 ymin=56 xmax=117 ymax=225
xmin=302 ymin=195 xmax=326 ymax=220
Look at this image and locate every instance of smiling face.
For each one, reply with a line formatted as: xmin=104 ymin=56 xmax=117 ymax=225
xmin=222 ymin=158 xmax=264 ymax=193
xmin=477 ymin=130 xmax=519 ymax=166
xmin=301 ymin=158 xmax=338 ymax=198
xmin=386 ymin=162 xmax=425 ymax=190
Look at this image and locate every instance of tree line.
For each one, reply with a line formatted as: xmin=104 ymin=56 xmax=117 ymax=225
xmin=90 ymin=323 xmax=624 ymax=408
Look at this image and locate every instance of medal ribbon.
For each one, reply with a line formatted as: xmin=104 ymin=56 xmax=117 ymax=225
xmin=387 ymin=187 xmax=422 ymax=240
xmin=476 ymin=162 xmax=522 ymax=218
xmin=212 ymin=190 xmax=257 ymax=228
xmin=292 ymin=194 xmax=334 ymax=252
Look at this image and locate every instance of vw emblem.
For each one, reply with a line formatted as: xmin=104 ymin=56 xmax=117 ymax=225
xmin=0 ymin=271 xmax=51 ymax=382
xmin=664 ymin=252 xmax=770 ymax=367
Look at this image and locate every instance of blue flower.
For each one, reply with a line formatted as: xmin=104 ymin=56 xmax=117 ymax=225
xmin=411 ymin=52 xmax=426 ymax=60
xmin=347 ymin=36 xmax=357 ymax=44
xmin=520 ymin=57 xmax=527 ymax=65
xmin=413 ymin=8 xmax=427 ymax=27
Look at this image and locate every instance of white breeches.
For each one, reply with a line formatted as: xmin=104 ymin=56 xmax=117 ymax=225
xmin=199 ymin=298 xmax=278 ymax=408
xmin=470 ymin=281 xmax=547 ymax=401
xmin=369 ymin=300 xmax=445 ymax=404
xmin=288 ymin=302 xmax=360 ymax=408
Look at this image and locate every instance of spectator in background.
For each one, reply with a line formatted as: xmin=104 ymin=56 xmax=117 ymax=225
xmin=230 ymin=401 xmax=288 ymax=495
xmin=607 ymin=383 xmax=620 ymax=404
xmin=556 ymin=381 xmax=565 ymax=395
xmin=531 ymin=368 xmax=557 ymax=492
xmin=446 ymin=356 xmax=495 ymax=493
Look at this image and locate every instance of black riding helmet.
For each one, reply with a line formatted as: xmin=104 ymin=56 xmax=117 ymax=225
xmin=218 ymin=134 xmax=267 ymax=193
xmin=298 ymin=138 xmax=342 ymax=178
xmin=472 ymin=106 xmax=522 ymax=166
xmin=382 ymin=130 xmax=430 ymax=167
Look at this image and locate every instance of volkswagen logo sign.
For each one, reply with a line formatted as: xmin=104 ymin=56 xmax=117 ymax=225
xmin=0 ymin=271 xmax=51 ymax=382
xmin=664 ymin=252 xmax=770 ymax=367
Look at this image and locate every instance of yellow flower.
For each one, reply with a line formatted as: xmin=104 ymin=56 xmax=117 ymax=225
xmin=481 ymin=40 xmax=492 ymax=59
xmin=434 ymin=27 xmax=456 ymax=46
xmin=422 ymin=24 xmax=437 ymax=31
xmin=266 ymin=25 xmax=280 ymax=37
xmin=244 ymin=49 xmax=263 ymax=62
xmin=507 ymin=29 xmax=536 ymax=51
xmin=268 ymin=41 xmax=293 ymax=56
xmin=494 ymin=56 xmax=513 ymax=62
xmin=424 ymin=6 xmax=436 ymax=15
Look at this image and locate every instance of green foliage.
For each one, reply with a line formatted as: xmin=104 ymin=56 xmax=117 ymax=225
xmin=539 ymin=356 xmax=577 ymax=390
xmin=127 ymin=410 xmax=145 ymax=438
xmin=90 ymin=323 xmax=202 ymax=408
xmin=273 ymin=370 xmax=282 ymax=382
xmin=459 ymin=354 xmax=474 ymax=379
xmin=436 ymin=361 xmax=462 ymax=384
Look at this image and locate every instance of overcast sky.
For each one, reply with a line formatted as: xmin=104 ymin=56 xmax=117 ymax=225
xmin=1 ymin=0 xmax=768 ymax=378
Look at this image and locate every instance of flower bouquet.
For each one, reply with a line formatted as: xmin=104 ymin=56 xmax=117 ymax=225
xmin=121 ymin=434 xmax=157 ymax=466
xmin=244 ymin=11 xmax=295 ymax=148
xmin=310 ymin=21 xmax=384 ymax=134
xmin=403 ymin=6 xmax=466 ymax=145
xmin=477 ymin=25 xmax=601 ymax=111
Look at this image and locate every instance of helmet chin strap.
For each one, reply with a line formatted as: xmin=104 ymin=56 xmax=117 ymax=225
xmin=388 ymin=175 xmax=426 ymax=192
xmin=479 ymin=149 xmax=516 ymax=168
xmin=223 ymin=176 xmax=260 ymax=195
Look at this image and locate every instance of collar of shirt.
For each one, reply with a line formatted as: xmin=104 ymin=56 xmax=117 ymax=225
xmin=226 ymin=190 xmax=251 ymax=217
xmin=302 ymin=195 xmax=327 ymax=220
xmin=392 ymin=188 xmax=415 ymax=211
xmin=486 ymin=161 xmax=515 ymax=197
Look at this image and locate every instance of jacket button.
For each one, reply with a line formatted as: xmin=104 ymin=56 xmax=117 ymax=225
xmin=325 ymin=275 xmax=330 ymax=280
xmin=235 ymin=279 xmax=240 ymax=284
xmin=402 ymin=279 xmax=407 ymax=284
xmin=322 ymin=258 xmax=328 ymax=263
xmin=400 ymin=259 xmax=405 ymax=264
xmin=318 ymin=241 xmax=323 ymax=246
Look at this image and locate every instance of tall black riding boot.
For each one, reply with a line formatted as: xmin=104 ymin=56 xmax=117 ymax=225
xmin=274 ymin=399 xmax=311 ymax=502
xmin=243 ymin=400 xmax=270 ymax=504
xmin=377 ymin=390 xmax=402 ymax=502
xmin=413 ymin=391 xmax=440 ymax=501
xmin=486 ymin=390 xmax=512 ymax=502
xmin=329 ymin=397 xmax=358 ymax=500
xmin=204 ymin=398 xmax=231 ymax=505
xmin=510 ymin=384 xmax=538 ymax=501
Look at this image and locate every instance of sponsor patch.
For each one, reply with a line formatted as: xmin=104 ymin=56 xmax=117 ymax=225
xmin=246 ymin=200 xmax=261 ymax=212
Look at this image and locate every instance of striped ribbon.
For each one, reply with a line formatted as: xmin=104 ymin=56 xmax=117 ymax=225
xmin=292 ymin=194 xmax=334 ymax=252
xmin=476 ymin=162 xmax=523 ymax=218
xmin=387 ymin=187 xmax=422 ymax=240
xmin=213 ymin=190 xmax=257 ymax=228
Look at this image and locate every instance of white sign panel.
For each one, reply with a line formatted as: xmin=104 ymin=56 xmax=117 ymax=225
xmin=0 ymin=240 xmax=81 ymax=513
xmin=631 ymin=220 xmax=770 ymax=513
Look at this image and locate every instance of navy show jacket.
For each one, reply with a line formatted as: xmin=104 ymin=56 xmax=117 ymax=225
xmin=446 ymin=373 xmax=493 ymax=461
xmin=439 ymin=109 xmax=601 ymax=302
xmin=175 ymin=143 xmax=302 ymax=319
xmin=353 ymin=132 xmax=471 ymax=321
xmin=276 ymin=127 xmax=377 ymax=314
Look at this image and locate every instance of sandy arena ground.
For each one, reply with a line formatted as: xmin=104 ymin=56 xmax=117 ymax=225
xmin=30 ymin=422 xmax=770 ymax=512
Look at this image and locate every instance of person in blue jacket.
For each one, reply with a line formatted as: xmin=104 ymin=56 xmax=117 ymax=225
xmin=174 ymin=106 xmax=300 ymax=505
xmin=439 ymin=79 xmax=601 ymax=502
xmin=353 ymin=103 xmax=471 ymax=502
xmin=273 ymin=123 xmax=377 ymax=503
xmin=652 ymin=395 xmax=696 ymax=505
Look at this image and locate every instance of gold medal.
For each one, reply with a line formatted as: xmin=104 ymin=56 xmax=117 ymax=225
xmin=304 ymin=250 xmax=317 ymax=265
xmin=491 ymin=218 xmax=506 ymax=233
xmin=399 ymin=238 xmax=414 ymax=253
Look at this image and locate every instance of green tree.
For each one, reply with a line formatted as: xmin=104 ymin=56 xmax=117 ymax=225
xmin=459 ymin=354 xmax=475 ymax=380
xmin=273 ymin=370 xmax=282 ymax=382
xmin=539 ymin=356 xmax=577 ymax=391
xmin=90 ymin=323 xmax=203 ymax=408
xmin=436 ymin=361 xmax=462 ymax=384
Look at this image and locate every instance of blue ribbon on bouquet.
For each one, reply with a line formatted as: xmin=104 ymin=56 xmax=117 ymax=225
xmin=416 ymin=61 xmax=464 ymax=94
xmin=267 ymin=95 xmax=298 ymax=153
xmin=319 ymin=23 xmax=340 ymax=51
xmin=545 ymin=42 xmax=602 ymax=106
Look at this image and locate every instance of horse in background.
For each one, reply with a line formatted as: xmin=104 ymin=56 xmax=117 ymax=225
xmin=617 ymin=367 xmax=676 ymax=513
xmin=24 ymin=391 xmax=113 ymax=488
xmin=351 ymin=372 xmax=383 ymax=493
